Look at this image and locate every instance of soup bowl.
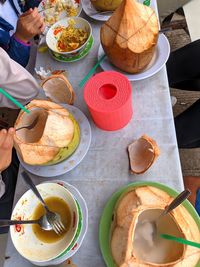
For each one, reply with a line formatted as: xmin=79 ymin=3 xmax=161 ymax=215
xmin=10 ymin=182 xmax=79 ymax=262
xmin=46 ymin=17 xmax=92 ymax=58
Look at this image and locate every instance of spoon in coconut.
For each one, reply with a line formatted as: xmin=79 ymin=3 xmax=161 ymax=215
xmin=151 ymin=189 xmax=191 ymax=239
xmin=15 ymin=116 xmax=39 ymax=131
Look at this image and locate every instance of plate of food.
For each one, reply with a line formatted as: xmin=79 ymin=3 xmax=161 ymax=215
xmin=46 ymin=17 xmax=92 ymax=61
xmin=98 ymin=0 xmax=169 ymax=81
xmin=82 ymin=0 xmax=157 ymax=21
xmin=99 ymin=181 xmax=200 ymax=267
xmin=38 ymin=0 xmax=82 ymax=27
xmin=14 ymin=100 xmax=91 ymax=177
xmin=30 ymin=180 xmax=88 ymax=266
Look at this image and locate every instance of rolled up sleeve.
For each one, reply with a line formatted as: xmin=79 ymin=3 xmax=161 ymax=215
xmin=0 ymin=48 xmax=39 ymax=108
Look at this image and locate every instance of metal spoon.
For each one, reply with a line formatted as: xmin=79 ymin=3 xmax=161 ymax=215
xmin=0 ymin=215 xmax=52 ymax=231
xmin=16 ymin=116 xmax=39 ymax=131
xmin=151 ymin=189 xmax=191 ymax=238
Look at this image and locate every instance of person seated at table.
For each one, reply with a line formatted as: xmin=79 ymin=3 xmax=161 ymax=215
xmin=166 ymin=40 xmax=200 ymax=216
xmin=0 ymin=0 xmax=45 ymax=67
xmin=0 ymin=47 xmax=39 ymax=233
xmin=166 ymin=40 xmax=200 ymax=148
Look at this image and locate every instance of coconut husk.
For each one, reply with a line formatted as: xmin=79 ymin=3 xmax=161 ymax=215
xmin=111 ymin=186 xmax=200 ymax=267
xmin=14 ymin=100 xmax=80 ymax=165
xmin=91 ymin=0 xmax=122 ymax=11
xmin=100 ymin=0 xmax=159 ymax=73
xmin=128 ymin=135 xmax=160 ymax=174
xmin=41 ymin=74 xmax=75 ymax=105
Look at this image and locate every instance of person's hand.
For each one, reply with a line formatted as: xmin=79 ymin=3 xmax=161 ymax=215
xmin=0 ymin=128 xmax=15 ymax=173
xmin=15 ymin=8 xmax=45 ymax=43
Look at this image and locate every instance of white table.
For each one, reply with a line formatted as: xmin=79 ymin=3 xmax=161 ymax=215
xmin=4 ymin=9 xmax=184 ymax=267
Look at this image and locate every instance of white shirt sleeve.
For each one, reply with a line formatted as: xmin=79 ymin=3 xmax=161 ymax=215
xmin=0 ymin=48 xmax=39 ymax=108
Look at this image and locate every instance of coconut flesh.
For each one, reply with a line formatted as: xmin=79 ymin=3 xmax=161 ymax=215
xmin=100 ymin=0 xmax=159 ymax=73
xmin=111 ymin=186 xmax=200 ymax=267
xmin=14 ymin=100 xmax=80 ymax=166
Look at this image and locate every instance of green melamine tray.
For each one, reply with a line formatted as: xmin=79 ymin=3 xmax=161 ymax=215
xmin=99 ymin=181 xmax=200 ymax=267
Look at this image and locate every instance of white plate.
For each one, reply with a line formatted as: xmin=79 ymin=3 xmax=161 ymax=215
xmin=31 ymin=180 xmax=88 ymax=266
xmin=18 ymin=105 xmax=91 ymax=177
xmin=38 ymin=0 xmax=82 ymax=27
xmin=98 ymin=33 xmax=170 ymax=81
xmin=82 ymin=0 xmax=157 ymax=21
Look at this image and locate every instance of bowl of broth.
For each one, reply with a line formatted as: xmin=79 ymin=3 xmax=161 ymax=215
xmin=10 ymin=182 xmax=79 ymax=262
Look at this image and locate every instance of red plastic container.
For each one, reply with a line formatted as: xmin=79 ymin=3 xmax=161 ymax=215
xmin=84 ymin=71 xmax=133 ymax=131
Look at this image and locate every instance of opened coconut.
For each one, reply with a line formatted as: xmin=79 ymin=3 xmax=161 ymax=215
xmin=14 ymin=100 xmax=80 ymax=165
xmin=100 ymin=0 xmax=159 ymax=73
xmin=111 ymin=186 xmax=200 ymax=267
xmin=91 ymin=0 xmax=122 ymax=11
xmin=128 ymin=135 xmax=160 ymax=174
xmin=41 ymin=74 xmax=75 ymax=105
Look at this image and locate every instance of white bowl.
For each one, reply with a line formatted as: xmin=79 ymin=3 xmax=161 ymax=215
xmin=46 ymin=17 xmax=92 ymax=56
xmin=10 ymin=183 xmax=79 ymax=262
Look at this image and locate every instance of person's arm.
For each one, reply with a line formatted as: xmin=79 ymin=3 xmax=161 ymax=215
xmin=0 ymin=8 xmax=45 ymax=67
xmin=0 ymin=47 xmax=39 ymax=108
xmin=0 ymin=128 xmax=15 ymax=198
xmin=0 ymin=28 xmax=30 ymax=67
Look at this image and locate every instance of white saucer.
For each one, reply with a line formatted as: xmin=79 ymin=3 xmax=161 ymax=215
xmin=82 ymin=0 xmax=157 ymax=21
xmin=18 ymin=105 xmax=91 ymax=177
xmin=98 ymin=33 xmax=170 ymax=81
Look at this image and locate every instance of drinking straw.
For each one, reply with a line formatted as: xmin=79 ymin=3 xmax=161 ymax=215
xmin=160 ymin=234 xmax=200 ymax=249
xmin=143 ymin=0 xmax=151 ymax=6
xmin=79 ymin=54 xmax=106 ymax=88
xmin=0 ymin=88 xmax=30 ymax=114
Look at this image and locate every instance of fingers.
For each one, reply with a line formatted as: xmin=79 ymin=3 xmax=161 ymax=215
xmin=0 ymin=129 xmax=7 ymax=147
xmin=34 ymin=17 xmax=45 ymax=31
xmin=40 ymin=23 xmax=46 ymax=34
xmin=20 ymin=8 xmax=45 ymax=33
xmin=0 ymin=128 xmax=14 ymax=172
xmin=20 ymin=8 xmax=33 ymax=17
xmin=1 ymin=148 xmax=12 ymax=169
xmin=0 ymin=128 xmax=15 ymax=150
xmin=20 ymin=8 xmax=39 ymax=23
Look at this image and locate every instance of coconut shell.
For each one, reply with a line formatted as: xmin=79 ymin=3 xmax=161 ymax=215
xmin=41 ymin=74 xmax=75 ymax=105
xmin=14 ymin=100 xmax=80 ymax=165
xmin=100 ymin=0 xmax=159 ymax=73
xmin=111 ymin=186 xmax=200 ymax=267
xmin=91 ymin=0 xmax=122 ymax=11
xmin=128 ymin=135 xmax=160 ymax=174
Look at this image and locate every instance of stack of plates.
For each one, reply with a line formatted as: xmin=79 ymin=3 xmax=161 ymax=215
xmin=10 ymin=181 xmax=88 ymax=266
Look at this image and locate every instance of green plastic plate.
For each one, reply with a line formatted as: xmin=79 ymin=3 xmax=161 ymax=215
xmin=99 ymin=181 xmax=200 ymax=267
